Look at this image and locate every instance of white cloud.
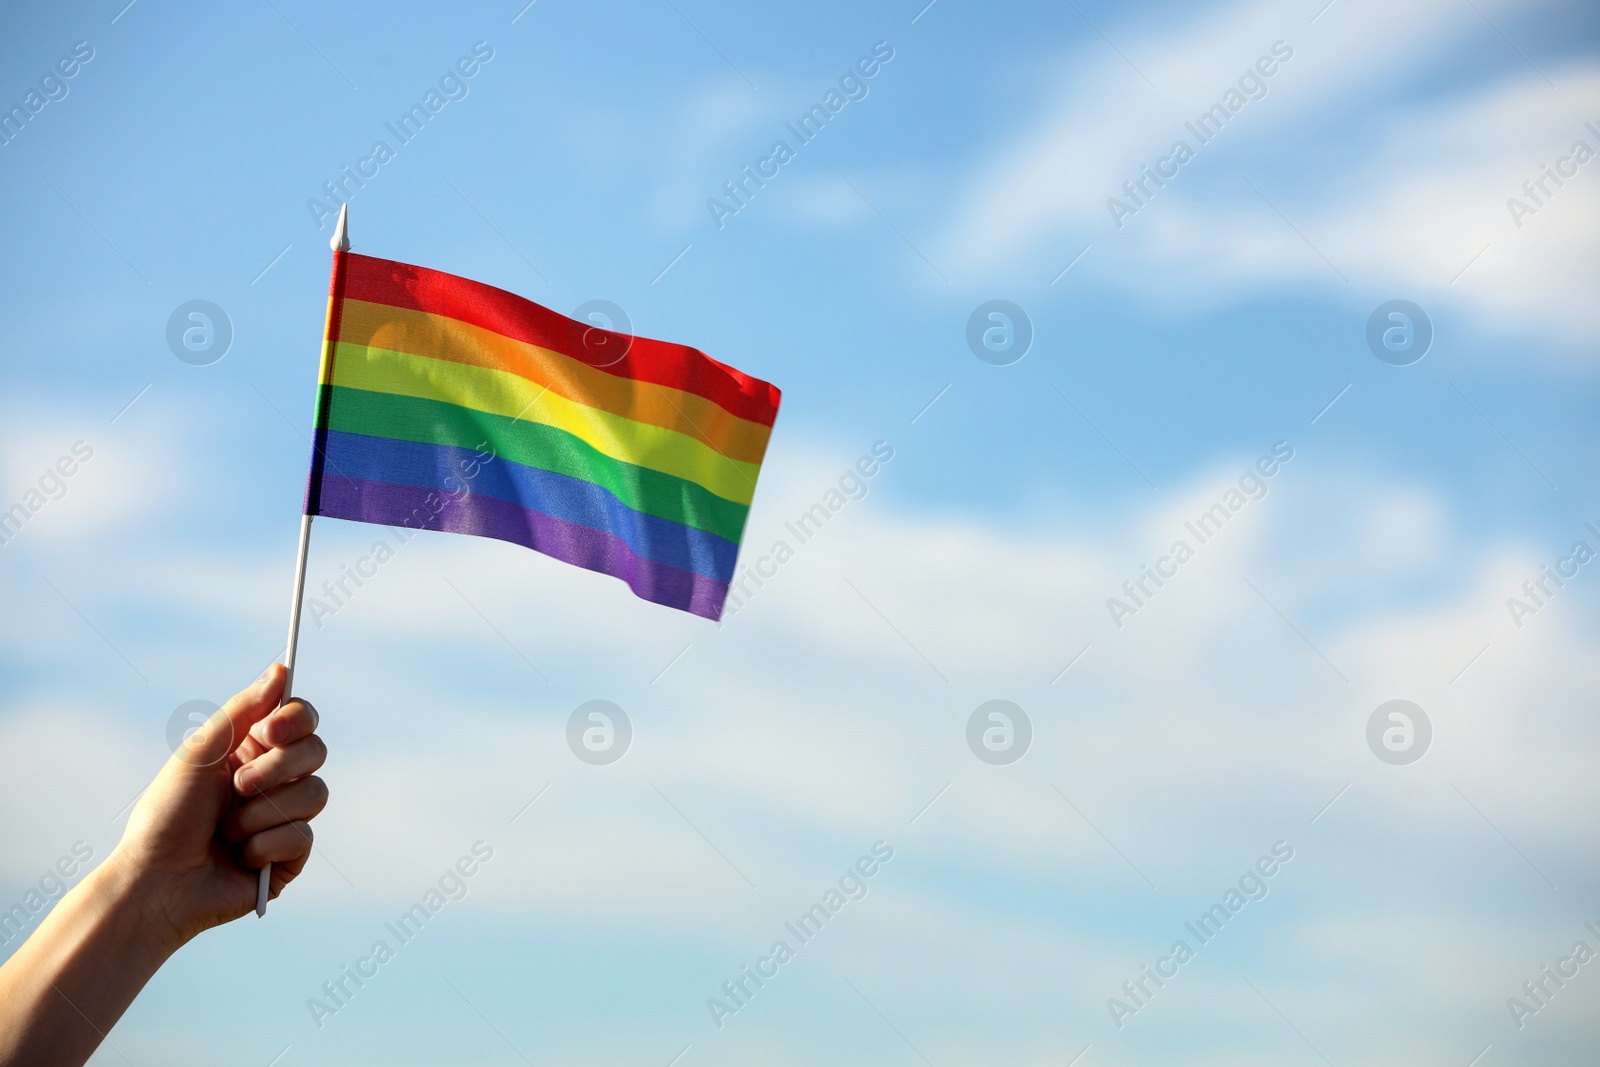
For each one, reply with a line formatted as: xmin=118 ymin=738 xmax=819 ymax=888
xmin=4 ymin=439 xmax=1596 ymax=1060
xmin=6 ymin=444 xmax=1594 ymax=897
xmin=936 ymin=0 xmax=1600 ymax=352
xmin=0 ymin=409 xmax=177 ymax=548
xmin=645 ymin=77 xmax=776 ymax=233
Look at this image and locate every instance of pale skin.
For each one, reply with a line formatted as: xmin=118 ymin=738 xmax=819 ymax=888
xmin=0 ymin=664 xmax=327 ymax=1067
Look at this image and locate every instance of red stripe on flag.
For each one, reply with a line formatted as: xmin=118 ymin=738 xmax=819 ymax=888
xmin=339 ymin=254 xmax=780 ymax=428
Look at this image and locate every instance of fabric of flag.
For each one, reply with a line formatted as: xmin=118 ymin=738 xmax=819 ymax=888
xmin=303 ymin=252 xmax=781 ymax=620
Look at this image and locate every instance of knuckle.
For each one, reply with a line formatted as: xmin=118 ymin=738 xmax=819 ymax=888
xmin=307 ymin=776 xmax=330 ymax=806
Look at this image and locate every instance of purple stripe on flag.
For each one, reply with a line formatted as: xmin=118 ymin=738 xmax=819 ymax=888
xmin=316 ymin=474 xmax=730 ymax=620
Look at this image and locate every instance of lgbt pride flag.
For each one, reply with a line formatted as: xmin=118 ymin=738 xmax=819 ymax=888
xmin=302 ymin=252 xmax=780 ymax=621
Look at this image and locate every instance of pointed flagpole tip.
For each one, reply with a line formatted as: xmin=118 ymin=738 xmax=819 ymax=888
xmin=330 ymin=204 xmax=350 ymax=253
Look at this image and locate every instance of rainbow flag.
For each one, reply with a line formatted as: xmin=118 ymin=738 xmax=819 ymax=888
xmin=303 ymin=253 xmax=781 ymax=620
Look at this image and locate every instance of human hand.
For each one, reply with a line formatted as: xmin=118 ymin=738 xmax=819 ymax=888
xmin=113 ymin=663 xmax=328 ymax=947
xmin=0 ymin=665 xmax=329 ymax=1067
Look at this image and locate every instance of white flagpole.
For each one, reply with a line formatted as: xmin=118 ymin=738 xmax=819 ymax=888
xmin=258 ymin=204 xmax=350 ymax=917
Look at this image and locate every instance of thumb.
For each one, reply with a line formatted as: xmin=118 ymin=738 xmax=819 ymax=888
xmin=172 ymin=664 xmax=286 ymax=770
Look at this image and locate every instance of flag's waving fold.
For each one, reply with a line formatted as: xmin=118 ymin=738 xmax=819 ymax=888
xmin=304 ymin=253 xmax=781 ymax=620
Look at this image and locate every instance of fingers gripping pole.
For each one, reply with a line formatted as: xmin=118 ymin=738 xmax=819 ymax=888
xmin=260 ymin=512 xmax=314 ymax=917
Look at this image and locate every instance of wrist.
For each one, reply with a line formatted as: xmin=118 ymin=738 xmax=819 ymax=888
xmin=92 ymin=847 xmax=189 ymax=960
xmin=0 ymin=846 xmax=185 ymax=1067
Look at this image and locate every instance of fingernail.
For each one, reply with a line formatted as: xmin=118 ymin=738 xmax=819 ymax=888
xmin=267 ymin=719 xmax=286 ymax=745
xmin=237 ymin=767 xmax=259 ymax=794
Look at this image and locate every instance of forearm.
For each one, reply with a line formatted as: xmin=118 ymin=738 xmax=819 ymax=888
xmin=0 ymin=850 xmax=180 ymax=1067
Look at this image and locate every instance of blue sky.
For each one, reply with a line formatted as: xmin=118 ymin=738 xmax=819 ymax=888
xmin=2 ymin=0 xmax=1598 ymax=1064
